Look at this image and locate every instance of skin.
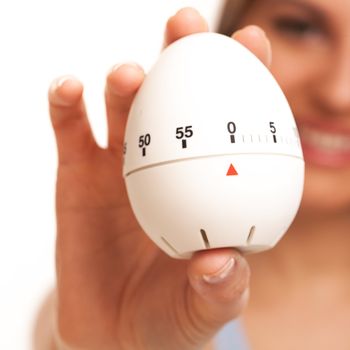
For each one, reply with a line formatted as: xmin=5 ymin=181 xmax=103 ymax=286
xmin=35 ymin=1 xmax=350 ymax=349
xmin=35 ymin=8 xmax=271 ymax=350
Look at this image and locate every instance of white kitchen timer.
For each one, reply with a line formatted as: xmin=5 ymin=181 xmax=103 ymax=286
xmin=123 ymin=32 xmax=304 ymax=259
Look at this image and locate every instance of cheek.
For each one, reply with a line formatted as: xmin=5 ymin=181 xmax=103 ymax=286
xmin=263 ymin=25 xmax=329 ymax=96
xmin=300 ymin=165 xmax=350 ymax=213
xmin=268 ymin=43 xmax=318 ymax=95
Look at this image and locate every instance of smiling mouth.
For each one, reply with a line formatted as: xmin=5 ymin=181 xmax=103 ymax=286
xmin=298 ymin=124 xmax=350 ymax=168
xmin=300 ymin=127 xmax=350 ymax=153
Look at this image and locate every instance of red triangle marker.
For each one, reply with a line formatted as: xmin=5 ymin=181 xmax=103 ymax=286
xmin=226 ymin=164 xmax=238 ymax=176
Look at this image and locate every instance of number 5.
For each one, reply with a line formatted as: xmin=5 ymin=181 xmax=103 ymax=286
xmin=270 ymin=122 xmax=276 ymax=134
xmin=185 ymin=126 xmax=193 ymax=138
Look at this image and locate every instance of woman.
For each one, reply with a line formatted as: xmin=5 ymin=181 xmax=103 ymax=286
xmin=36 ymin=1 xmax=350 ymax=349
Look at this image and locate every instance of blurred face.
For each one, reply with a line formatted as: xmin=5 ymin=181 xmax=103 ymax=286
xmin=238 ymin=0 xmax=350 ymax=214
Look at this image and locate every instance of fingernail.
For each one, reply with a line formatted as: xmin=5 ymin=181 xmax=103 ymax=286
xmin=108 ymin=62 xmax=140 ymax=75
xmin=202 ymin=257 xmax=235 ymax=284
xmin=265 ymin=36 xmax=272 ymax=66
xmin=240 ymin=287 xmax=250 ymax=304
xmin=250 ymin=26 xmax=272 ymax=66
xmin=49 ymin=75 xmax=77 ymax=94
xmin=232 ymin=28 xmax=243 ymax=39
xmin=175 ymin=7 xmax=199 ymax=17
xmin=49 ymin=75 xmax=81 ymax=107
xmin=233 ymin=25 xmax=272 ymax=66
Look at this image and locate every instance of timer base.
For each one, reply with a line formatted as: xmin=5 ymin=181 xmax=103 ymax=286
xmin=125 ymin=154 xmax=304 ymax=259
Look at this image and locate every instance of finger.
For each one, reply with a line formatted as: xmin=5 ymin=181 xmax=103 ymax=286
xmin=105 ymin=63 xmax=145 ymax=151
xmin=49 ymin=76 xmax=98 ymax=165
xmin=187 ymin=249 xmax=250 ymax=334
xmin=233 ymin=25 xmax=272 ymax=67
xmin=164 ymin=7 xmax=209 ymax=48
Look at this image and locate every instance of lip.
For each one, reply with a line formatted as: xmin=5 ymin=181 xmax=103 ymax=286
xmin=297 ymin=121 xmax=350 ymax=169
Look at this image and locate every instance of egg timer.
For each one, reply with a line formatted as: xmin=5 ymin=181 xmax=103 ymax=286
xmin=123 ymin=32 xmax=304 ymax=259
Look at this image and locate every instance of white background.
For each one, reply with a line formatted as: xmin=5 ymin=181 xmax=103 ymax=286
xmin=0 ymin=1 xmax=224 ymax=348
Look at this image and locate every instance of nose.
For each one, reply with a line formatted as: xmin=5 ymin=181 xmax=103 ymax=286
xmin=314 ymin=48 xmax=350 ymax=116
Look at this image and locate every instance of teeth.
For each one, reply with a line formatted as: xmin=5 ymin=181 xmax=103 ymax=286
xmin=300 ymin=127 xmax=350 ymax=152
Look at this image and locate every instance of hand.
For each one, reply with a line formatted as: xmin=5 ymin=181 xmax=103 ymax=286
xmin=48 ymin=8 xmax=271 ymax=350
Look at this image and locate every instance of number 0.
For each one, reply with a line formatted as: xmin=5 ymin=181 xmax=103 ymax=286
xmin=227 ymin=122 xmax=237 ymax=134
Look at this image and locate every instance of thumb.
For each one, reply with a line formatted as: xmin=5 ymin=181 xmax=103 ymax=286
xmin=186 ymin=248 xmax=250 ymax=339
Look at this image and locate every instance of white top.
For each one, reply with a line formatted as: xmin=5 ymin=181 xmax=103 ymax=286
xmin=215 ymin=320 xmax=249 ymax=350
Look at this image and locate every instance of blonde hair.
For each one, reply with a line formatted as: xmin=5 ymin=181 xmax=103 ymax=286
xmin=216 ymin=0 xmax=252 ymax=35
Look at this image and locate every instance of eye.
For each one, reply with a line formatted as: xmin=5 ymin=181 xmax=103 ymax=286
xmin=273 ymin=16 xmax=320 ymax=37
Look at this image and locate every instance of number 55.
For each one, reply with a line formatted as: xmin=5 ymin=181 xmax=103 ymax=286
xmin=176 ymin=126 xmax=193 ymax=139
